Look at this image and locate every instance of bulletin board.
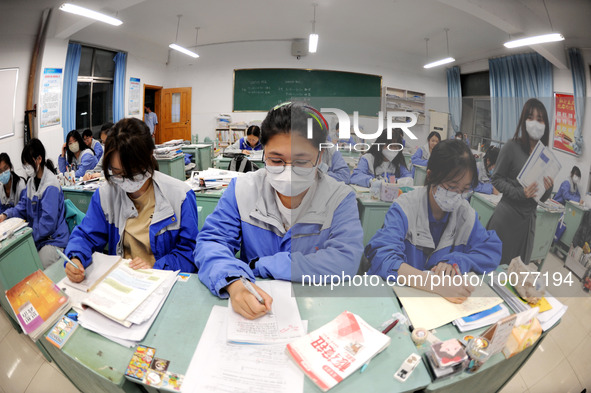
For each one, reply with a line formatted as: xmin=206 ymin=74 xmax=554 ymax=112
xmin=0 ymin=68 xmax=19 ymax=140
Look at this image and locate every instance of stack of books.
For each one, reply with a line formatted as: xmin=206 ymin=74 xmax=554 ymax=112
xmin=6 ymin=270 xmax=70 ymax=341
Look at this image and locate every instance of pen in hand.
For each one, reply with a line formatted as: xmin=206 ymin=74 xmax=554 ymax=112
xmin=240 ymin=276 xmax=268 ymax=308
xmin=56 ymin=248 xmax=80 ymax=271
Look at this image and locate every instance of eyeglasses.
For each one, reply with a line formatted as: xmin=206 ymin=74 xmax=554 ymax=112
xmin=107 ymin=169 xmax=146 ymax=182
xmin=264 ymin=153 xmax=320 ymax=175
xmin=440 ymin=183 xmax=472 ymax=199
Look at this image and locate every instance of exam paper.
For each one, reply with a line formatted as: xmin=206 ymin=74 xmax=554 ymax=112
xmin=393 ymin=275 xmax=503 ymax=331
xmin=181 ymin=306 xmax=305 ymax=393
xmin=227 ymin=280 xmax=304 ymax=344
xmin=81 ymin=261 xmax=176 ymax=323
xmin=517 ymin=141 xmax=561 ymax=202
xmin=65 ymin=252 xmax=121 ymax=292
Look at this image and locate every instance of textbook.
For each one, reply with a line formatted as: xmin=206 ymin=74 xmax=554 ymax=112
xmin=5 ymin=270 xmax=70 ymax=341
xmin=45 ymin=315 xmax=78 ymax=348
xmin=286 ymin=311 xmax=391 ymax=392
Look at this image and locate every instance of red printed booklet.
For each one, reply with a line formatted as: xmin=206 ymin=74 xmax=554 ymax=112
xmin=286 ymin=311 xmax=391 ymax=392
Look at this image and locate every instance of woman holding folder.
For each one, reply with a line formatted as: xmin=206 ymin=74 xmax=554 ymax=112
xmin=64 ymin=118 xmax=199 ymax=283
xmin=487 ymin=98 xmax=554 ymax=265
xmin=195 ymin=102 xmax=364 ymax=319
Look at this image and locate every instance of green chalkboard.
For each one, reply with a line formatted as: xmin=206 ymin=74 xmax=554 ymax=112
xmin=233 ymin=68 xmax=382 ymax=116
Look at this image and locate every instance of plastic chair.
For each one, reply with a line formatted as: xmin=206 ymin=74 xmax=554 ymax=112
xmin=64 ymin=199 xmax=85 ymax=234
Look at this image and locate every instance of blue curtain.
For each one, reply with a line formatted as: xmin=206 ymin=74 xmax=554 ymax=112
xmin=489 ymin=53 xmax=553 ymax=142
xmin=447 ymin=66 xmax=462 ymax=134
xmin=62 ymin=43 xmax=81 ymax=140
xmin=569 ymin=48 xmax=586 ymax=155
xmin=113 ymin=52 xmax=127 ymax=122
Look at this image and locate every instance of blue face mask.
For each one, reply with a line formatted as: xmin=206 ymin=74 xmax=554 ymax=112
xmin=0 ymin=170 xmax=10 ymax=185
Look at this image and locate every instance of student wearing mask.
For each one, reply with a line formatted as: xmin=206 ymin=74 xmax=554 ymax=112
xmin=59 ymin=130 xmax=98 ymax=177
xmin=226 ymin=125 xmax=263 ymax=154
xmin=0 ymin=153 xmax=26 ymax=214
xmin=366 ymin=140 xmax=502 ymax=303
xmin=64 ymin=118 xmax=199 ymax=283
xmin=487 ymin=98 xmax=554 ymax=265
xmin=411 ymin=131 xmax=441 ymax=172
xmin=82 ymin=129 xmax=104 ymax=161
xmin=82 ymin=123 xmax=114 ymax=180
xmin=195 ymin=103 xmax=364 ymax=319
xmin=0 ymin=139 xmax=69 ymax=268
xmin=474 ymin=146 xmax=500 ymax=195
xmin=349 ymin=130 xmax=410 ymax=187
xmin=554 ymin=166 xmax=582 ymax=205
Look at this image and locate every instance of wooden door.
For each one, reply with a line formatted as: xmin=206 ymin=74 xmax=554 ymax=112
xmin=159 ymin=87 xmax=191 ymax=144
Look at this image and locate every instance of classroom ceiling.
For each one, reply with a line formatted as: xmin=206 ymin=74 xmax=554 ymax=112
xmin=3 ymin=0 xmax=591 ymax=68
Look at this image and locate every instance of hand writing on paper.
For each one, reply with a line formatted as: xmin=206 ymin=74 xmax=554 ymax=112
xmin=226 ymin=280 xmax=273 ymax=320
xmin=523 ymin=182 xmax=538 ymax=199
xmin=432 ymin=275 xmax=474 ymax=304
xmin=65 ymin=257 xmax=85 ymax=283
xmin=543 ymin=176 xmax=553 ymax=191
xmin=431 ymin=262 xmax=455 ymax=276
xmin=129 ymin=257 xmax=152 ymax=270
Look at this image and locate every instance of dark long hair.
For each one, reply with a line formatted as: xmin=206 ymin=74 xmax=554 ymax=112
xmin=65 ymin=130 xmax=94 ymax=164
xmin=103 ymin=118 xmax=158 ymax=182
xmin=21 ymin=138 xmax=57 ymax=175
xmin=367 ymin=129 xmax=407 ymax=176
xmin=513 ymin=98 xmax=550 ymax=152
xmin=0 ymin=153 xmax=23 ymax=194
xmin=426 ymin=139 xmax=478 ymax=189
xmin=483 ymin=146 xmax=499 ymax=173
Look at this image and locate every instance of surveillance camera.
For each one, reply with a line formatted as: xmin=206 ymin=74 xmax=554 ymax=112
xmin=297 ymin=55 xmax=301 ymax=60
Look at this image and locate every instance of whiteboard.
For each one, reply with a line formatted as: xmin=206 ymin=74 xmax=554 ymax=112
xmin=0 ymin=68 xmax=18 ymax=140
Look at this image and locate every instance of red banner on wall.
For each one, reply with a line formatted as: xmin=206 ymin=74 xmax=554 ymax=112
xmin=553 ymin=93 xmax=577 ymax=156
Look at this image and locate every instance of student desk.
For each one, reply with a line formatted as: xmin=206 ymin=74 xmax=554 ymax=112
xmin=63 ymin=186 xmax=95 ymax=213
xmin=470 ymin=193 xmax=562 ymax=268
xmin=557 ymin=200 xmax=588 ymax=254
xmin=0 ymin=227 xmax=43 ymax=327
xmin=356 ymin=194 xmax=393 ymax=245
xmin=194 ymin=189 xmax=224 ymax=230
xmin=155 ymin=155 xmax=186 ymax=181
xmin=37 ymin=261 xmax=552 ymax=393
xmin=212 ymin=156 xmax=265 ymax=170
xmin=414 ymin=165 xmax=427 ymax=186
xmin=181 ymin=144 xmax=212 ymax=171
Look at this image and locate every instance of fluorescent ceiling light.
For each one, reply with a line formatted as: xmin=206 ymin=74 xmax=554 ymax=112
xmin=423 ymin=57 xmax=455 ymax=69
xmin=309 ymin=34 xmax=318 ymax=53
xmin=169 ymin=43 xmax=199 ymax=58
xmin=504 ymin=33 xmax=564 ymax=48
xmin=59 ymin=3 xmax=122 ymax=26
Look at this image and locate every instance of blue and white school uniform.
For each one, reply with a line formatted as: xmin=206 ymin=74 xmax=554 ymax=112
xmin=195 ymin=169 xmax=363 ymax=297
xmin=474 ymin=160 xmax=494 ymax=194
xmin=349 ymin=153 xmax=411 ymax=187
xmin=90 ymin=139 xmax=103 ymax=161
xmin=0 ymin=175 xmax=26 ymax=214
xmin=58 ymin=149 xmax=98 ymax=178
xmin=366 ymin=187 xmax=502 ymax=278
xmin=553 ymin=179 xmax=581 ymax=205
xmin=319 ymin=146 xmax=350 ymax=183
xmin=64 ymin=171 xmax=199 ymax=272
xmin=227 ymin=137 xmax=263 ymax=152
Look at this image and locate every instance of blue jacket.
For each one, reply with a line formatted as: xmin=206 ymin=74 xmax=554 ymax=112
xmin=65 ymin=171 xmax=199 ymax=272
xmin=350 ymin=153 xmax=411 ymax=187
xmin=554 ymin=180 xmax=580 ymax=205
xmin=366 ymin=187 xmax=502 ymax=278
xmin=195 ymin=170 xmax=363 ymax=297
xmin=4 ymin=168 xmax=69 ymax=250
xmin=0 ymin=176 xmax=26 ymax=214
xmin=58 ymin=149 xmax=98 ymax=178
xmin=411 ymin=145 xmax=430 ymax=167
xmin=474 ymin=161 xmax=493 ymax=194
xmin=91 ymin=139 xmax=103 ymax=161
xmin=320 ymin=147 xmax=350 ymax=183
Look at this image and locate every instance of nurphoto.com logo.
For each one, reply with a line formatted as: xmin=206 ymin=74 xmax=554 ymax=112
xmin=308 ymin=108 xmax=419 ymax=152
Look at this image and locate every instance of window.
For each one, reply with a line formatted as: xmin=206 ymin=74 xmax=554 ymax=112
xmin=75 ymin=46 xmax=115 ymax=135
xmin=460 ymin=71 xmax=493 ymax=150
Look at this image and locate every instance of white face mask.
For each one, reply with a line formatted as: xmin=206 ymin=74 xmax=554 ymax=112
xmin=433 ymin=186 xmax=465 ymax=212
xmin=572 ymin=175 xmax=580 ymax=185
xmin=23 ymin=164 xmax=36 ymax=178
xmin=110 ymin=172 xmax=152 ymax=194
xmin=69 ymin=142 xmax=80 ymax=154
xmin=382 ymin=149 xmax=399 ymax=162
xmin=525 ymin=120 xmax=545 ymax=141
xmin=267 ymin=167 xmax=316 ymax=197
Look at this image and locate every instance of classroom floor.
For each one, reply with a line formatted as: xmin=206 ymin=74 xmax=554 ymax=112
xmin=0 ymin=251 xmax=589 ymax=393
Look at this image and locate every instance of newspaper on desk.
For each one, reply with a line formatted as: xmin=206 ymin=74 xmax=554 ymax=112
xmin=517 ymin=141 xmax=561 ymax=202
